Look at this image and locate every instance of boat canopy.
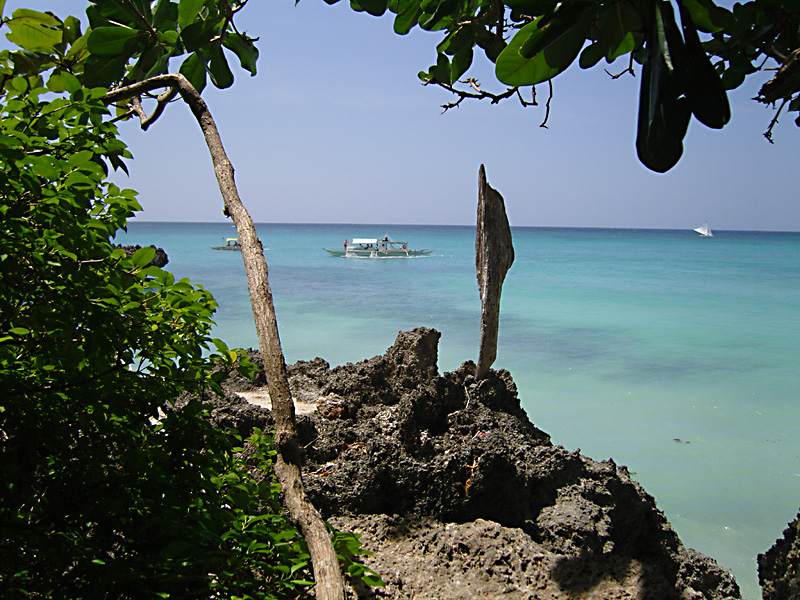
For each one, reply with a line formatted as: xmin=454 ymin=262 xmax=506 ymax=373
xmin=225 ymin=238 xmax=239 ymax=243
xmin=351 ymin=238 xmax=378 ymax=244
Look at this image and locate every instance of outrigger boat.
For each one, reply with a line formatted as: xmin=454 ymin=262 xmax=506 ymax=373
xmin=324 ymin=235 xmax=432 ymax=258
xmin=211 ymin=237 xmax=242 ymax=250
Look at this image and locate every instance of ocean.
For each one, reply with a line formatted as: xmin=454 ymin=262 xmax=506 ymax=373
xmin=117 ymin=221 xmax=800 ymax=599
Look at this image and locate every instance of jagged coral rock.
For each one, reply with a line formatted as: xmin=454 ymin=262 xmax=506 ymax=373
xmin=217 ymin=327 xmax=741 ymax=600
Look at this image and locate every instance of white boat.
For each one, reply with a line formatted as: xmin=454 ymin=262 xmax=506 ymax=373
xmin=693 ymin=222 xmax=713 ymax=237
xmin=323 ymin=235 xmax=432 ymax=258
xmin=211 ymin=237 xmax=241 ymax=250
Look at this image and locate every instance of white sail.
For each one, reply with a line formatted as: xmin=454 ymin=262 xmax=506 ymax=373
xmin=693 ymin=222 xmax=713 ymax=237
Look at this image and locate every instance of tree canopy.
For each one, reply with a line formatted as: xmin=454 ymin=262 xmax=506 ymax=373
xmin=328 ymin=0 xmax=800 ymax=172
xmin=0 ymin=66 xmax=319 ymax=598
xmin=0 ymin=2 xmax=376 ymax=597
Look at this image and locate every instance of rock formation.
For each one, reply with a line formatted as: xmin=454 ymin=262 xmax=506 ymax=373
xmin=113 ymin=244 xmax=169 ymax=267
xmin=204 ymin=327 xmax=741 ymax=600
xmin=759 ymin=511 xmax=800 ymax=600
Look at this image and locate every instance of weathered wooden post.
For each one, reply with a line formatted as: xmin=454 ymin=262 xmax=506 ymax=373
xmin=475 ymin=164 xmax=514 ymax=380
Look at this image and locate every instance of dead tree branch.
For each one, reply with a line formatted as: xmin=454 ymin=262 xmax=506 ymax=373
xmin=539 ymin=80 xmax=553 ymax=128
xmin=432 ymin=78 xmax=537 ymax=112
xmin=103 ymin=74 xmax=345 ymax=600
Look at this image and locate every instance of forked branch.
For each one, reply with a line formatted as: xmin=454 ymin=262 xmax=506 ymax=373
xmin=431 ymin=78 xmax=537 ymax=112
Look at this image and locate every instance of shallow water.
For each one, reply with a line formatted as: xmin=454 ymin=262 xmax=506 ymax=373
xmin=118 ymin=221 xmax=800 ymax=599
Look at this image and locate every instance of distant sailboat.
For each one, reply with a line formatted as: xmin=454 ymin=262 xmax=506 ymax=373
xmin=693 ymin=222 xmax=713 ymax=237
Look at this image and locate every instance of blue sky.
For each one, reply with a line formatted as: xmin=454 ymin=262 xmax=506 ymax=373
xmin=4 ymin=0 xmax=800 ymax=230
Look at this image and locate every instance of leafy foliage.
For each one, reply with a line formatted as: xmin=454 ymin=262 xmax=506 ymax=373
xmin=331 ymin=0 xmax=800 ymax=171
xmin=0 ymin=3 xmax=381 ymax=597
xmin=0 ymin=73 xmax=318 ymax=598
xmin=1 ymin=1 xmax=258 ymax=93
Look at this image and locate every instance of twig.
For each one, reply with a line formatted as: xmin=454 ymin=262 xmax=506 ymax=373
xmin=432 ymin=78 xmax=536 ymax=113
xmin=605 ymin=54 xmax=636 ymax=79
xmin=539 ymin=80 xmax=553 ymax=128
xmin=763 ymin=97 xmax=788 ymax=143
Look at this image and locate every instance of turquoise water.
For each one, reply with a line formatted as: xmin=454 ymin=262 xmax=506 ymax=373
xmin=118 ymin=221 xmax=800 ymax=599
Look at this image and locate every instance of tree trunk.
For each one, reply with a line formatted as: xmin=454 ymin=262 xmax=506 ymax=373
xmin=475 ymin=164 xmax=514 ymax=380
xmin=104 ymin=74 xmax=345 ymax=600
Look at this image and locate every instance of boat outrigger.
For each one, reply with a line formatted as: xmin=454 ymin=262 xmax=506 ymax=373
xmin=324 ymin=235 xmax=432 ymax=258
xmin=211 ymin=238 xmax=242 ymax=250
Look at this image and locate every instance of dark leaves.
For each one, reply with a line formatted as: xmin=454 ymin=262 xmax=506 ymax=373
xmin=636 ymin=0 xmax=730 ymax=172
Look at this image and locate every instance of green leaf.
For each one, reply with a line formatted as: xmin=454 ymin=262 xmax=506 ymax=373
xmin=427 ymin=52 xmax=451 ymax=84
xmin=594 ymin=1 xmax=643 ymax=63
xmin=636 ymin=2 xmax=691 ymax=173
xmin=419 ymin=0 xmax=458 ymax=31
xmin=82 ymin=55 xmax=127 ymax=87
xmin=5 ymin=9 xmax=63 ymax=52
xmin=61 ymin=71 xmax=81 ymax=94
xmin=65 ymin=30 xmax=90 ymax=61
xmin=450 ymin=47 xmax=472 ymax=82
xmin=223 ymin=33 xmax=258 ymax=77
xmin=393 ymin=1 xmax=422 ymax=35
xmin=179 ymin=20 xmax=217 ymax=53
xmin=28 ymin=155 xmax=62 ymax=179
xmin=680 ymin=0 xmax=732 ymax=33
xmin=178 ymin=0 xmax=206 ymax=30
xmin=496 ymin=13 xmax=590 ymax=86
xmin=518 ymin=2 xmax=593 ymax=60
xmin=211 ymin=338 xmax=230 ymax=354
xmin=505 ymin=0 xmax=558 ymax=13
xmin=721 ymin=66 xmax=745 ymax=90
xmin=62 ymin=15 xmax=83 ymax=44
xmin=351 ymin=0 xmax=388 ymax=17
xmin=579 ymin=41 xmax=604 ymax=69
xmin=156 ymin=30 xmax=180 ymax=46
xmin=676 ymin=0 xmax=730 ymax=129
xmin=208 ymin=45 xmax=234 ymax=89
xmin=179 ymin=52 xmax=207 ymax=92
xmin=87 ymin=26 xmax=148 ymax=57
xmin=131 ymin=246 xmax=156 ymax=267
xmin=46 ymin=72 xmax=66 ymax=93
xmin=68 ymin=149 xmax=94 ymax=169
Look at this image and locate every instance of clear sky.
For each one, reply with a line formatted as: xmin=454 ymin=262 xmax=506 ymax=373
xmin=4 ymin=0 xmax=800 ymax=230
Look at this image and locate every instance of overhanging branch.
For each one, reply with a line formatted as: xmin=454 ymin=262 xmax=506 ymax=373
xmin=431 ymin=78 xmax=537 ymax=112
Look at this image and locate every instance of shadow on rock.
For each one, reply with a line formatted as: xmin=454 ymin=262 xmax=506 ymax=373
xmin=759 ymin=510 xmax=800 ymax=600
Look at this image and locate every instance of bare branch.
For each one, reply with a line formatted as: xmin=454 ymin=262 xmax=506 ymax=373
xmin=606 ymin=54 xmax=636 ymax=79
xmin=539 ymin=80 xmax=553 ymax=128
xmin=431 ymin=78 xmax=537 ymax=113
xmin=763 ymin=97 xmax=789 ymax=143
xmin=129 ymin=96 xmax=147 ymax=122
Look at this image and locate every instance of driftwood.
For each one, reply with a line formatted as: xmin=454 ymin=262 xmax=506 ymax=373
xmin=103 ymin=74 xmax=345 ymax=600
xmin=475 ymin=164 xmax=514 ymax=380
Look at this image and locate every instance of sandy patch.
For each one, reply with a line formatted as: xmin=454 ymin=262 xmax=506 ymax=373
xmin=236 ymin=388 xmax=318 ymax=415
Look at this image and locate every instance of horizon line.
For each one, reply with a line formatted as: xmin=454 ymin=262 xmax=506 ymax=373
xmin=126 ymin=219 xmax=800 ymax=235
